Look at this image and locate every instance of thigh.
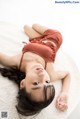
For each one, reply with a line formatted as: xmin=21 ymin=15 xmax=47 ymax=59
xmin=24 ymin=25 xmax=42 ymax=39
xmin=32 ymin=24 xmax=48 ymax=35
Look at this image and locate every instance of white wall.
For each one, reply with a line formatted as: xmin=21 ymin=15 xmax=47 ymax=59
xmin=0 ymin=0 xmax=80 ymax=70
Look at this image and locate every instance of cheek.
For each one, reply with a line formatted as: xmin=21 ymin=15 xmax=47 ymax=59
xmin=26 ymin=73 xmax=38 ymax=83
xmin=46 ymin=72 xmax=50 ymax=80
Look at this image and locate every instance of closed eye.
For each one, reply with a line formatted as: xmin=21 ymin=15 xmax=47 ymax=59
xmin=33 ymin=80 xmax=50 ymax=85
xmin=45 ymin=80 xmax=50 ymax=83
xmin=33 ymin=82 xmax=39 ymax=85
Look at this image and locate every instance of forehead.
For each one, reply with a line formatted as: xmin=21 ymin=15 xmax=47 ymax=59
xmin=30 ymin=87 xmax=45 ymax=101
xmin=29 ymin=86 xmax=52 ymax=102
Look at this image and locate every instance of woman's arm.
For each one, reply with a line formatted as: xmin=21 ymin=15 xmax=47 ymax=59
xmin=0 ymin=52 xmax=18 ymax=67
xmin=54 ymin=71 xmax=71 ymax=111
xmin=53 ymin=71 xmax=71 ymax=93
xmin=46 ymin=63 xmax=70 ymax=111
xmin=46 ymin=63 xmax=71 ymax=93
xmin=46 ymin=63 xmax=71 ymax=111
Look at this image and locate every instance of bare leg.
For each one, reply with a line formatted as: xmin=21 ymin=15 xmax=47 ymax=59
xmin=24 ymin=25 xmax=42 ymax=39
xmin=32 ymin=24 xmax=48 ymax=35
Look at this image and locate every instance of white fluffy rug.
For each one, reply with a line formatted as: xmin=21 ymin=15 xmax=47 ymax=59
xmin=0 ymin=22 xmax=80 ymax=119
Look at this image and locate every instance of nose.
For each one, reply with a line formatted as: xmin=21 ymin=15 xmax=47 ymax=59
xmin=36 ymin=67 xmax=44 ymax=71
xmin=39 ymin=75 xmax=50 ymax=84
xmin=36 ymin=68 xmax=50 ymax=84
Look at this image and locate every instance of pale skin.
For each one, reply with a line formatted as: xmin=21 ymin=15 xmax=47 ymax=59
xmin=0 ymin=24 xmax=71 ymax=111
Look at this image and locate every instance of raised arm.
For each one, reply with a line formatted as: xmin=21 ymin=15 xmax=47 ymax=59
xmin=46 ymin=62 xmax=71 ymax=111
xmin=0 ymin=52 xmax=18 ymax=67
xmin=46 ymin=63 xmax=70 ymax=92
xmin=55 ymin=71 xmax=70 ymax=111
xmin=52 ymin=71 xmax=70 ymax=93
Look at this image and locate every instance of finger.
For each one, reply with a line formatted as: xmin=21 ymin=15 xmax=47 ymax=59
xmin=59 ymin=104 xmax=68 ymax=111
xmin=56 ymin=97 xmax=61 ymax=103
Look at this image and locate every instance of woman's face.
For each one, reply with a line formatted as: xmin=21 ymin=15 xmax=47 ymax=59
xmin=20 ymin=64 xmax=52 ymax=102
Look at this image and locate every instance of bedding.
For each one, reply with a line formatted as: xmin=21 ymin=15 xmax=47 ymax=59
xmin=0 ymin=22 xmax=80 ymax=119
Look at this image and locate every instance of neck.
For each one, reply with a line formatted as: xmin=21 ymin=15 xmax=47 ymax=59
xmin=24 ymin=61 xmax=39 ymax=72
xmin=24 ymin=60 xmax=45 ymax=74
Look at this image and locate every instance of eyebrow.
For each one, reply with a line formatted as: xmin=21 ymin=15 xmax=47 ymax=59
xmin=32 ymin=84 xmax=53 ymax=90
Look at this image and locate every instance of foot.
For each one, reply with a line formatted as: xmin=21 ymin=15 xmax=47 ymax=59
xmin=56 ymin=92 xmax=68 ymax=111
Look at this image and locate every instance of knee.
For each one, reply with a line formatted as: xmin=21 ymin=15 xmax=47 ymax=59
xmin=32 ymin=24 xmax=39 ymax=29
xmin=24 ymin=25 xmax=29 ymax=30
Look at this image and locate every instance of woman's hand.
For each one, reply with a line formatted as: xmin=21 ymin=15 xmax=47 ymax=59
xmin=56 ymin=92 xmax=68 ymax=111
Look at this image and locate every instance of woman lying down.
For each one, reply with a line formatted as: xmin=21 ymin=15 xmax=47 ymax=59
xmin=0 ymin=24 xmax=70 ymax=116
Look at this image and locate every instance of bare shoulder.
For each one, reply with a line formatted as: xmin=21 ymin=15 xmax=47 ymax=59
xmin=46 ymin=62 xmax=70 ymax=82
xmin=46 ymin=62 xmax=54 ymax=71
xmin=11 ymin=53 xmax=22 ymax=67
xmin=46 ymin=62 xmax=56 ymax=81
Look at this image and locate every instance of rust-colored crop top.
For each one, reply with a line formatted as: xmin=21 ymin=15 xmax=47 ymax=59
xmin=19 ymin=29 xmax=63 ymax=69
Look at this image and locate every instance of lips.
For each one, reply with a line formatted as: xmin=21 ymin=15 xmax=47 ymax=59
xmin=36 ymin=68 xmax=45 ymax=76
xmin=36 ymin=68 xmax=44 ymax=71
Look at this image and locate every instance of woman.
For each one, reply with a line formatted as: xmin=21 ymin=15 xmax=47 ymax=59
xmin=0 ymin=24 xmax=70 ymax=116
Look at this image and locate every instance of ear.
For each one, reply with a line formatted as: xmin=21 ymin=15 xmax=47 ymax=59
xmin=20 ymin=79 xmax=25 ymax=89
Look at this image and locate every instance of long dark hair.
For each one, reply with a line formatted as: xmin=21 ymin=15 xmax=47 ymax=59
xmin=0 ymin=66 xmax=55 ymax=116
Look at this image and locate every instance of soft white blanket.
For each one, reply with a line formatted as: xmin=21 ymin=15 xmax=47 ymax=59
xmin=0 ymin=22 xmax=80 ymax=119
